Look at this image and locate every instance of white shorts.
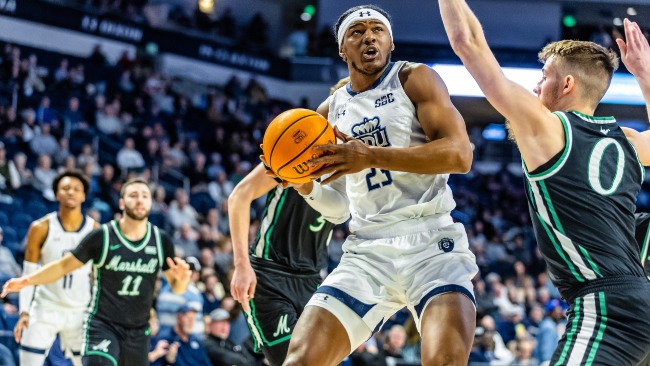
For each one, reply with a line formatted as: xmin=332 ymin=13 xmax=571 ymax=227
xmin=21 ymin=307 xmax=87 ymax=354
xmin=307 ymin=219 xmax=478 ymax=352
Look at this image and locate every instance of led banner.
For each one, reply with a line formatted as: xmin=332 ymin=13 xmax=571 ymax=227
xmin=432 ymin=64 xmax=645 ymax=106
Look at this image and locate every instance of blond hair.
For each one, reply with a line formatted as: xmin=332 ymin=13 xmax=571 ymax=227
xmin=538 ymin=40 xmax=619 ymax=106
xmin=330 ymin=76 xmax=351 ymax=95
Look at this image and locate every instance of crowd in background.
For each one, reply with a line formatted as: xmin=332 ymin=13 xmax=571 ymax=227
xmin=0 ymin=10 xmax=649 ymax=363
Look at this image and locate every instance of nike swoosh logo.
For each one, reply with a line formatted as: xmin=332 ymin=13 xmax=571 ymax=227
xmin=109 ymin=244 xmax=121 ymax=251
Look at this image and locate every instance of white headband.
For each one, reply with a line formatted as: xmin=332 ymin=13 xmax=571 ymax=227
xmin=337 ymin=8 xmax=393 ymax=46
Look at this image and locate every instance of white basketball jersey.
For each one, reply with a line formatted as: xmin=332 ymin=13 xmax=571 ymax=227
xmin=32 ymin=213 xmax=95 ymax=311
xmin=328 ymin=61 xmax=456 ymax=237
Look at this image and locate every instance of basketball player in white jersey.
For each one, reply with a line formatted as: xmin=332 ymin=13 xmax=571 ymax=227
xmin=274 ymin=5 xmax=478 ymax=366
xmin=15 ymin=170 xmax=99 ymax=366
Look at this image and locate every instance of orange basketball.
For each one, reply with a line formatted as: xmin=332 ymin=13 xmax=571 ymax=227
xmin=262 ymin=108 xmax=335 ymax=184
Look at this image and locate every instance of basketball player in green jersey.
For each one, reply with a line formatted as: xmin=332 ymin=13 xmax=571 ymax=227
xmin=1 ymin=178 xmax=192 ymax=366
xmin=439 ymin=1 xmax=650 ymax=364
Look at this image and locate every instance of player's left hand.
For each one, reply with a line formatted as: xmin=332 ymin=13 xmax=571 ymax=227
xmin=308 ymin=126 xmax=374 ymax=184
xmin=1 ymin=277 xmax=29 ymax=298
xmin=166 ymin=257 xmax=191 ymax=284
xmin=617 ymin=19 xmax=650 ymax=79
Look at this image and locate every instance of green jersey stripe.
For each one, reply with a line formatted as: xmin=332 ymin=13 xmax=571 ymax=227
xmin=566 ymin=293 xmax=598 ymax=365
xmin=536 ymin=212 xmax=585 ymax=282
xmin=555 ymin=297 xmax=582 ymax=365
xmin=263 ymin=189 xmax=289 ymax=259
xmin=585 ymin=292 xmax=608 ymax=365
xmin=526 ymin=112 xmax=573 ymax=181
xmin=531 ymin=180 xmax=595 ymax=280
xmin=254 ymin=187 xmax=280 ymax=257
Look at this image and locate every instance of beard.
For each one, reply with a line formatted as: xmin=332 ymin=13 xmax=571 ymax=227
xmin=351 ymin=52 xmax=391 ymax=76
xmin=124 ymin=205 xmax=150 ymax=221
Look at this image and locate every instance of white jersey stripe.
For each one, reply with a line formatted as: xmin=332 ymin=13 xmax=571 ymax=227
xmin=529 ymin=182 xmax=596 ymax=280
xmin=567 ymin=293 xmax=597 ymax=365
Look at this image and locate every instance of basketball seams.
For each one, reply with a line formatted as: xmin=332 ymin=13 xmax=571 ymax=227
xmin=267 ymin=113 xmax=320 ymax=168
xmin=276 ymin=121 xmax=333 ymax=180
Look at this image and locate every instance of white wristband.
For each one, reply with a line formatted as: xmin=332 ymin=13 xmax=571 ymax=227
xmin=298 ymin=181 xmax=323 ymax=201
xmin=19 ymin=261 xmax=39 ymax=315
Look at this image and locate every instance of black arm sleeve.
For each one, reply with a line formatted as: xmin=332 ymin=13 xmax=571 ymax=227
xmin=160 ymin=230 xmax=176 ymax=271
xmin=71 ymin=228 xmax=105 ymax=264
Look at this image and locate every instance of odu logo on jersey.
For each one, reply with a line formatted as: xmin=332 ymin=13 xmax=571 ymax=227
xmin=351 ymin=117 xmax=391 ymax=147
xmin=438 ymin=238 xmax=454 ymax=253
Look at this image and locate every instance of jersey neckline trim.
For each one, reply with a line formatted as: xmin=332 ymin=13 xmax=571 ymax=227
xmin=345 ymin=62 xmax=395 ymax=96
xmin=109 ymin=220 xmax=151 ymax=252
xmin=524 ymin=111 xmax=573 ymax=181
xmin=569 ymin=110 xmax=616 ymax=124
xmin=55 ymin=213 xmax=88 ymax=233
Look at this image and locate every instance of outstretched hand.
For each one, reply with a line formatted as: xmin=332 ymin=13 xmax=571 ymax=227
xmin=166 ymin=257 xmax=191 ymax=284
xmin=308 ymin=126 xmax=373 ymax=185
xmin=616 ymin=18 xmax=650 ymax=79
xmin=1 ymin=277 xmax=29 ymax=298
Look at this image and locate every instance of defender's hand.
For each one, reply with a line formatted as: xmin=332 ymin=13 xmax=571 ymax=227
xmin=617 ymin=19 xmax=650 ymax=79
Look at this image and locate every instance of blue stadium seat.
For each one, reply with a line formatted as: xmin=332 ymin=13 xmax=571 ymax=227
xmin=0 ymin=212 xmax=8 ymax=228
xmin=0 ymin=227 xmax=17 ymax=245
xmin=25 ymin=200 xmax=49 ymax=219
xmin=189 ymin=192 xmax=216 ymax=216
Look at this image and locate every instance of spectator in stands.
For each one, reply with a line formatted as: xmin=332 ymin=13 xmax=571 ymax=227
xmin=0 ymin=227 xmax=20 ymax=283
xmin=0 ymin=142 xmax=18 ymax=202
xmin=53 ymin=58 xmax=68 ymax=83
xmin=76 ymin=144 xmax=100 ymax=176
xmin=168 ymin=188 xmax=199 ymax=229
xmin=512 ymin=337 xmax=539 ymax=366
xmin=151 ymin=185 xmax=169 ymax=214
xmin=149 ymin=309 xmax=170 ymax=366
xmin=35 ymin=96 xmax=58 ymax=128
xmin=204 ymin=308 xmax=257 ymax=366
xmin=54 ymin=137 xmax=71 ymax=167
xmin=157 ymin=257 xmax=205 ymax=339
xmin=382 ymin=325 xmax=406 ymax=360
xmin=200 ymin=270 xmax=224 ymax=315
xmin=63 ymin=96 xmax=84 ymax=131
xmin=208 ymin=169 xmax=233 ymax=208
xmin=160 ymin=303 xmax=211 ymax=366
xmin=349 ymin=340 xmax=387 ymax=366
xmin=32 ymin=154 xmax=56 ymax=200
xmin=29 ymin=123 xmax=59 ymax=157
xmin=174 ymin=223 xmax=200 ymax=258
xmin=116 ymin=137 xmax=146 ymax=171
xmin=534 ymin=299 xmax=566 ymax=364
xmin=480 ymin=315 xmax=514 ymax=364
xmin=96 ymin=101 xmax=123 ymax=135
xmin=12 ymin=152 xmax=32 ymax=189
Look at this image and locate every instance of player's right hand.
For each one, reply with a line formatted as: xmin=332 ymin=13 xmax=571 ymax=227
xmin=14 ymin=313 xmax=28 ymax=343
xmin=1 ymin=277 xmax=29 ymax=298
xmin=231 ymin=264 xmax=257 ymax=313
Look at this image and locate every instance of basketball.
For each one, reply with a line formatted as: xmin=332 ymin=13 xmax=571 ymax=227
xmin=262 ymin=108 xmax=336 ymax=183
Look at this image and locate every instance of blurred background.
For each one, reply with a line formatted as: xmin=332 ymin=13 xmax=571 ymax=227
xmin=0 ymin=1 xmax=647 ymax=365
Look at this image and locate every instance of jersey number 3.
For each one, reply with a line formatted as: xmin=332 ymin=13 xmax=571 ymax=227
xmin=366 ymin=168 xmax=392 ymax=191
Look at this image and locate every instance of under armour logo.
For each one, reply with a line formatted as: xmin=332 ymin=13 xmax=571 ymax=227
xmin=323 ymin=295 xmax=329 ymax=301
xmin=600 ymin=128 xmax=610 ymax=135
xmin=359 ymin=11 xmax=371 ymax=17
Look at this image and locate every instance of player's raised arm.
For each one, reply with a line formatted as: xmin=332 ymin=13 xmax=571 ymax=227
xmin=228 ymin=163 xmax=282 ymax=311
xmin=437 ymin=0 xmax=563 ymax=171
xmin=2 ymin=253 xmax=84 ymax=297
xmin=617 ymin=18 xmax=650 ymax=122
